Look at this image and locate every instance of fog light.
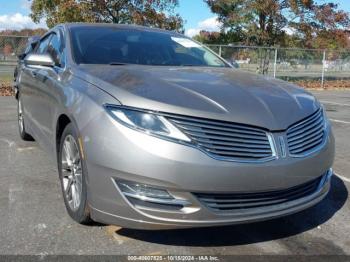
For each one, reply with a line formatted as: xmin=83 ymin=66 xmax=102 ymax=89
xmin=117 ymin=180 xmax=174 ymax=200
xmin=116 ymin=180 xmax=191 ymax=209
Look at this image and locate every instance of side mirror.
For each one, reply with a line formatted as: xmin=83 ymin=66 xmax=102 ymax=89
xmin=24 ymin=53 xmax=55 ymax=67
xmin=18 ymin=53 xmax=26 ymax=60
xmin=229 ymin=60 xmax=239 ymax=69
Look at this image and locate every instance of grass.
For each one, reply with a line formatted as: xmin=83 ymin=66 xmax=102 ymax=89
xmin=0 ymin=74 xmax=13 ymax=84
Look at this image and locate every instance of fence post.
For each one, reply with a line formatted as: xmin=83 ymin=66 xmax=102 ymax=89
xmin=219 ymin=45 xmax=222 ymax=57
xmin=273 ymin=48 xmax=278 ymax=78
xmin=321 ymin=50 xmax=326 ymax=89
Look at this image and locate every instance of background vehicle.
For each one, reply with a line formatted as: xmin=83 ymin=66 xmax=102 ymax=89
xmin=16 ymin=24 xmax=335 ymax=229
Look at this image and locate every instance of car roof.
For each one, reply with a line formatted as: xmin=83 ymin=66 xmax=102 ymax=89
xmin=58 ymin=23 xmax=182 ymax=36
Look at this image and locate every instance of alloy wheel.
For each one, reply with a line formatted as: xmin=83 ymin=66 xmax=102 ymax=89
xmin=61 ymin=135 xmax=83 ymax=211
xmin=18 ymin=99 xmax=24 ymax=133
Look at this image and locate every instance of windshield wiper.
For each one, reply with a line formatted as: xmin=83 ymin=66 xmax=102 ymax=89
xmin=109 ymin=62 xmax=128 ymax=65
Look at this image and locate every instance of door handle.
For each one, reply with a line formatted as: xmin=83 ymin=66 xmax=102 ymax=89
xmin=30 ymin=70 xmax=38 ymax=78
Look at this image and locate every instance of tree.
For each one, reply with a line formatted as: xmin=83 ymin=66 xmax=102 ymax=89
xmin=312 ymin=29 xmax=350 ymax=50
xmin=205 ymin=0 xmax=349 ymax=47
xmin=30 ymin=0 xmax=184 ymax=32
xmin=205 ymin=0 xmax=350 ymax=73
xmin=30 ymin=0 xmax=93 ymax=28
xmin=193 ymin=30 xmax=243 ymax=45
xmin=193 ymin=31 xmax=221 ymax=44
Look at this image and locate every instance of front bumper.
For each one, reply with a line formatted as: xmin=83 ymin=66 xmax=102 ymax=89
xmin=81 ymin=112 xmax=335 ymax=229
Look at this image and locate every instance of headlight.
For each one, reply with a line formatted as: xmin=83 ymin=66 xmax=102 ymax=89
xmin=321 ymin=105 xmax=330 ymax=128
xmin=105 ymin=105 xmax=191 ymax=142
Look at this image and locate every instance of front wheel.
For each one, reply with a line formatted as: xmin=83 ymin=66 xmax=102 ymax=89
xmin=58 ymin=123 xmax=91 ymax=224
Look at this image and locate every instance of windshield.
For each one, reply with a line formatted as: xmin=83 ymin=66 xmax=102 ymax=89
xmin=70 ymin=26 xmax=227 ymax=67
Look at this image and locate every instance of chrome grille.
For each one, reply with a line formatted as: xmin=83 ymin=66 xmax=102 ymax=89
xmin=287 ymin=109 xmax=325 ymax=156
xmin=165 ymin=115 xmax=274 ymax=161
xmin=194 ymin=175 xmax=323 ymax=211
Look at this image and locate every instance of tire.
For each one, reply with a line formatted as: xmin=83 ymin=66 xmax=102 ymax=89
xmin=58 ymin=123 xmax=92 ymax=224
xmin=17 ymin=95 xmax=34 ymax=141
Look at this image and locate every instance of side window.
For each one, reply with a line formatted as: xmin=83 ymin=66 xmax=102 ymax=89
xmin=36 ymin=35 xmax=52 ymax=54
xmin=24 ymin=43 xmax=33 ymax=55
xmin=47 ymin=33 xmax=65 ymax=67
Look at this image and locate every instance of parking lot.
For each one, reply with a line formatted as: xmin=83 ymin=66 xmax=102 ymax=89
xmin=0 ymin=91 xmax=349 ymax=256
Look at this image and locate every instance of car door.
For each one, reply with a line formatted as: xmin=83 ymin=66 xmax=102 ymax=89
xmin=27 ymin=31 xmax=67 ymax=155
xmin=38 ymin=30 xmax=67 ymax=155
xmin=15 ymin=38 xmax=40 ymax=93
xmin=19 ymin=34 xmax=52 ymax=143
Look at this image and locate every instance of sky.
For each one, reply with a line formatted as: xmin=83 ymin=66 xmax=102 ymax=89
xmin=0 ymin=0 xmax=350 ymax=36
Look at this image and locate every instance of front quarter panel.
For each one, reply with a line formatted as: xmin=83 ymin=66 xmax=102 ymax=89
xmin=52 ymin=69 xmax=120 ymax=159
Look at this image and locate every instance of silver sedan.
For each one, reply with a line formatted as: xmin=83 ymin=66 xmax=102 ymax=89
xmin=16 ymin=23 xmax=335 ymax=229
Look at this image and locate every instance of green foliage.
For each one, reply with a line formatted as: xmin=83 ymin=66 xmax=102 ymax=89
xmin=203 ymin=0 xmax=350 ymax=49
xmin=193 ymin=30 xmax=243 ymax=45
xmin=30 ymin=0 xmax=184 ymax=32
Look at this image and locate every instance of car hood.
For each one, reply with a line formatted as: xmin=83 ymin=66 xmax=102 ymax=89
xmin=75 ymin=64 xmax=320 ymax=130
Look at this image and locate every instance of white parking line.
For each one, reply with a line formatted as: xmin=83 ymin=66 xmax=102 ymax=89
xmin=17 ymin=146 xmax=37 ymax=152
xmin=330 ymin=119 xmax=350 ymax=125
xmin=320 ymin=100 xmax=350 ymax=107
xmin=334 ymin=172 xmax=350 ymax=184
xmin=0 ymin=138 xmax=15 ymax=147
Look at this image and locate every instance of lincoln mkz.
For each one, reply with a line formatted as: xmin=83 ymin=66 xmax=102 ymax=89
xmin=15 ymin=24 xmax=335 ymax=229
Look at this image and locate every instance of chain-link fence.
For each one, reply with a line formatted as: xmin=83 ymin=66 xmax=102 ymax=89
xmin=0 ymin=35 xmax=29 ymax=82
xmin=1 ymin=35 xmax=350 ymax=89
xmin=209 ymin=45 xmax=350 ymax=88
